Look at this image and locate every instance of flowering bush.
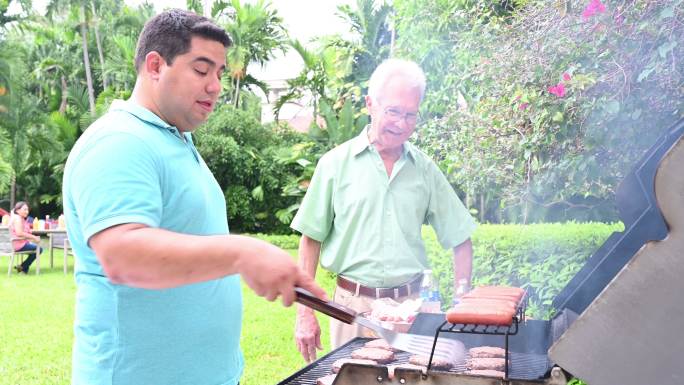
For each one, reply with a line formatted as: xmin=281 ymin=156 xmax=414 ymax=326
xmin=395 ymin=0 xmax=683 ymax=223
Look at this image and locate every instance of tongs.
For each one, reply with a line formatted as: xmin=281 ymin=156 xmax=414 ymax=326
xmin=294 ymin=287 xmax=465 ymax=364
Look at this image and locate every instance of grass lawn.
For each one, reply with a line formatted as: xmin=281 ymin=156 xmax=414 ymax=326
xmin=0 ymin=250 xmax=337 ymax=385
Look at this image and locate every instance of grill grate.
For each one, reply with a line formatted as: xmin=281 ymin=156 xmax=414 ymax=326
xmin=427 ymin=293 xmax=528 ymax=376
xmin=277 ymin=337 xmax=551 ymax=385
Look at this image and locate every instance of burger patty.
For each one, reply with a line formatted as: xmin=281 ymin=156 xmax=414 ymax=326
xmin=408 ymin=354 xmax=453 ymax=370
xmin=351 ymin=347 xmax=395 ymax=363
xmin=332 ymin=358 xmax=378 ymax=373
xmin=469 ymin=346 xmax=506 ymax=358
xmin=468 ymin=357 xmax=506 ymax=371
xmin=364 ymin=338 xmax=400 ymax=352
xmin=316 ymin=374 xmax=337 ymax=385
xmin=467 ymin=369 xmax=505 ymax=378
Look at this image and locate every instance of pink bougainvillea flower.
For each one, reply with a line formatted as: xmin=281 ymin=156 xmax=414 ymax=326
xmin=582 ymin=0 xmax=606 ymax=21
xmin=563 ymin=72 xmax=572 ymax=82
xmin=518 ymin=102 xmax=529 ymax=110
xmin=548 ymin=83 xmax=566 ymax=98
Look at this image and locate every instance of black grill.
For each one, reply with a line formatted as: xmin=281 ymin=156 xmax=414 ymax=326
xmin=277 ymin=334 xmax=552 ymax=385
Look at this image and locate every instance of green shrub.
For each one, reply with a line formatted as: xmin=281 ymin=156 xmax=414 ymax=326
xmin=424 ymin=222 xmax=623 ymax=319
xmin=195 ymin=105 xmax=309 ymax=233
xmin=248 ymin=232 xmax=301 ymax=250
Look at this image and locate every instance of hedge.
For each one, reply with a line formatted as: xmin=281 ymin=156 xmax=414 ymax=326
xmin=248 ymin=232 xmax=301 ymax=250
xmin=425 ymin=222 xmax=623 ymax=319
xmin=250 ymin=222 xmax=624 ymax=319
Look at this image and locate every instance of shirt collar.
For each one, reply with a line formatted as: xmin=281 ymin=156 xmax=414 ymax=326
xmin=109 ymin=99 xmax=186 ymax=139
xmin=351 ymin=126 xmax=372 ymax=156
xmin=352 ymin=125 xmax=417 ymax=164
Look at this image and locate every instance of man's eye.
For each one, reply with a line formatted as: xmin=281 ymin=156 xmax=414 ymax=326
xmin=194 ymin=69 xmax=207 ymax=76
xmin=387 ymin=109 xmax=402 ymax=116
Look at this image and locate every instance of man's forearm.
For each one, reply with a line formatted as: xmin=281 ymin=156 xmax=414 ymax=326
xmin=452 ymin=239 xmax=473 ymax=291
xmin=90 ymin=223 xmax=276 ymax=289
xmin=297 ymin=235 xmax=322 ymax=314
xmin=298 ymin=235 xmax=321 ymax=278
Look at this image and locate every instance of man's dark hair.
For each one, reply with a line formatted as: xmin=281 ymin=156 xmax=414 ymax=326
xmin=134 ymin=9 xmax=232 ymax=72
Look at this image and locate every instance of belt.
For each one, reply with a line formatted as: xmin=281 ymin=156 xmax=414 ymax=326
xmin=336 ymin=275 xmax=422 ymax=299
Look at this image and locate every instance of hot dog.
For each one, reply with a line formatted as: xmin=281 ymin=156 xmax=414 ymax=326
xmin=468 ymin=286 xmax=524 ymax=301
xmin=458 ymin=297 xmax=517 ymax=310
xmin=446 ymin=306 xmax=515 ymax=326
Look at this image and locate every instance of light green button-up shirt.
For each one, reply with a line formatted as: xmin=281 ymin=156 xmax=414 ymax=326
xmin=291 ymin=127 xmax=477 ymax=288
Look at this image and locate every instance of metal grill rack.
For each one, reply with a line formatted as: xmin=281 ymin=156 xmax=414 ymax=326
xmin=426 ymin=294 xmax=527 ymax=378
xmin=278 ymin=337 xmax=470 ymax=385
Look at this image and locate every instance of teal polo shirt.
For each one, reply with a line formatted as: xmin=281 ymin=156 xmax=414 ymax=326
xmin=63 ymin=100 xmax=243 ymax=385
xmin=291 ymin=127 xmax=477 ymax=288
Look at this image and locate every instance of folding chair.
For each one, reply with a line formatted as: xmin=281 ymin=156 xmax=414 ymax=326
xmin=0 ymin=226 xmax=42 ymax=275
xmin=48 ymin=232 xmax=73 ymax=274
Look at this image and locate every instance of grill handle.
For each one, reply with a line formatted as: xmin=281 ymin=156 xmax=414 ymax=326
xmin=294 ymin=287 xmax=357 ymax=324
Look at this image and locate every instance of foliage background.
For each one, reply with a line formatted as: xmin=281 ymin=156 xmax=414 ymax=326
xmin=394 ymin=0 xmax=683 ymax=224
xmin=194 ymin=104 xmax=310 ymax=233
xmin=2 ymin=0 xmax=681 ymax=230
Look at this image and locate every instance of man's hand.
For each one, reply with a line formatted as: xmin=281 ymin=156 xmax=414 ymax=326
xmin=295 ymin=306 xmax=322 ymax=363
xmin=237 ymin=239 xmax=327 ymax=307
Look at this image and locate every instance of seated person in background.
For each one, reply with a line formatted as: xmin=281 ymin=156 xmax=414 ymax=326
xmin=10 ymin=201 xmax=41 ymax=274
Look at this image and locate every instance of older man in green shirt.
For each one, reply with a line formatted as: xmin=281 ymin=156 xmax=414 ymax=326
xmin=291 ymin=59 xmax=477 ymax=362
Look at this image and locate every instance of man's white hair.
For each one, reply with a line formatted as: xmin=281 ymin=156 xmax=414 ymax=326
xmin=367 ymin=58 xmax=426 ymax=103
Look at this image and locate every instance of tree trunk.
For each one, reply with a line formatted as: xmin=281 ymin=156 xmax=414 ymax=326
xmin=59 ymin=75 xmax=68 ymax=113
xmin=233 ymin=77 xmax=240 ymax=108
xmin=91 ymin=3 xmax=107 ymax=90
xmin=9 ymin=174 xmax=15 ymax=211
xmin=480 ymin=193 xmax=485 ymax=223
xmin=80 ymin=4 xmax=96 ymax=116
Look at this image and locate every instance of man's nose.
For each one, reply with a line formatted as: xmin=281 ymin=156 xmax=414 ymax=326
xmin=206 ymin=76 xmax=222 ymax=95
xmin=395 ymin=116 xmax=410 ymax=129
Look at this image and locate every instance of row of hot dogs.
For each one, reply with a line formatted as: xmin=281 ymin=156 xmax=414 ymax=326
xmin=446 ymin=285 xmax=525 ymax=326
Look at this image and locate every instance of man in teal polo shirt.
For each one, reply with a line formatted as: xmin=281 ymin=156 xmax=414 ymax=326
xmin=63 ymin=9 xmax=325 ymax=385
xmin=291 ymin=59 xmax=477 ymax=362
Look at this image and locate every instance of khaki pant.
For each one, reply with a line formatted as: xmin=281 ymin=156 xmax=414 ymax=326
xmin=330 ymin=285 xmax=420 ymax=349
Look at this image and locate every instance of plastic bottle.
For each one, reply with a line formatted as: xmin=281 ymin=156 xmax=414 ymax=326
xmin=453 ymin=278 xmax=470 ymax=305
xmin=58 ymin=214 xmax=65 ymax=229
xmin=420 ymin=270 xmax=442 ymax=313
xmin=45 ymin=215 xmax=50 ymax=229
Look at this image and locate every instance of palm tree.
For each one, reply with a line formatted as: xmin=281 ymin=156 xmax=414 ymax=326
xmin=0 ymin=37 xmax=52 ymax=209
xmin=275 ymin=0 xmax=392 ymax=130
xmin=102 ymin=3 xmax=153 ymax=92
xmin=46 ymin=0 xmax=98 ymax=115
xmin=275 ymin=39 xmax=340 ymax=119
xmin=331 ymin=0 xmax=393 ymax=87
xmin=220 ymin=0 xmax=288 ymax=107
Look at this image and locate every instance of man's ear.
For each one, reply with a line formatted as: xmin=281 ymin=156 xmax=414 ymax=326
xmin=365 ymin=95 xmax=373 ymax=110
xmin=144 ymin=51 xmax=164 ymax=80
